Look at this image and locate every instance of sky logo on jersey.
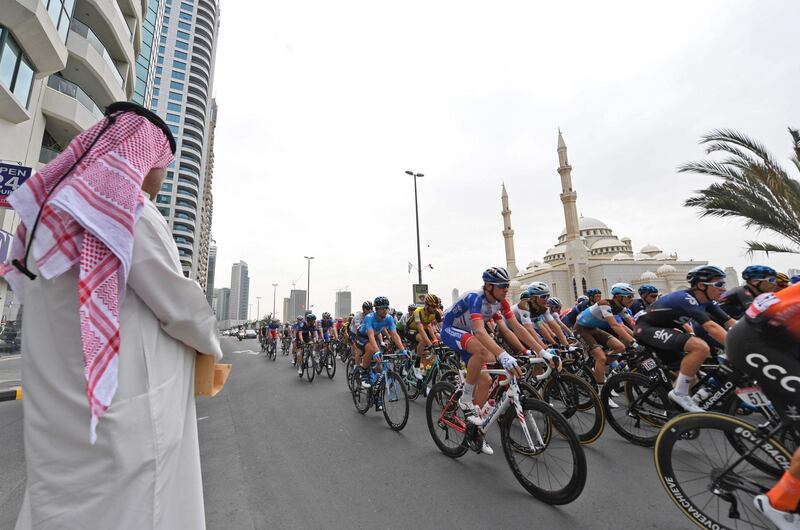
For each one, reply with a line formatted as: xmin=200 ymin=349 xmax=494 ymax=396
xmin=654 ymin=329 xmax=674 ymax=343
xmin=684 ymin=294 xmax=698 ymax=306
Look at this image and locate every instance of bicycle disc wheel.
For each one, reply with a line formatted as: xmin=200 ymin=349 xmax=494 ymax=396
xmin=500 ymin=397 xmax=587 ymax=505
xmin=352 ymin=381 xmax=370 ymax=414
xmin=305 ymin=355 xmax=315 ymax=382
xmin=425 ymin=382 xmax=468 ymax=458
xmin=381 ymin=371 xmax=409 ymax=431
xmin=542 ymin=373 xmax=605 ymax=444
xmin=654 ymin=411 xmax=792 ymax=530
xmin=602 ymin=371 xmax=670 ymax=447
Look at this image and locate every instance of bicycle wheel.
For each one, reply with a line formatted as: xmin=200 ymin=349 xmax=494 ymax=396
xmin=654 ymin=411 xmax=792 ymax=530
xmin=305 ymin=354 xmax=316 ymax=382
xmin=326 ymin=351 xmax=336 ymax=379
xmin=602 ymin=371 xmax=670 ymax=447
xmin=352 ymin=380 xmax=371 ymax=414
xmin=346 ymin=358 xmax=356 ymax=392
xmin=500 ymin=397 xmax=587 ymax=505
xmin=381 ymin=371 xmax=409 ymax=431
xmin=425 ymin=382 xmax=468 ymax=458
xmin=400 ymin=363 xmax=421 ymax=401
xmin=315 ymin=351 xmax=324 ymax=375
xmin=542 ymin=373 xmax=605 ymax=444
xmin=270 ymin=343 xmax=277 ymax=361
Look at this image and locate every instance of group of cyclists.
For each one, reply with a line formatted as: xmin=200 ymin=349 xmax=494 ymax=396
xmin=244 ymin=262 xmax=798 ymax=528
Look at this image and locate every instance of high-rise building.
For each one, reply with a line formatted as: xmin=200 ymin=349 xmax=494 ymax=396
xmin=335 ymin=290 xmax=351 ymax=318
xmin=288 ymin=289 xmax=306 ymax=322
xmin=215 ymin=286 xmax=230 ymax=321
xmin=131 ymin=0 xmax=163 ymax=106
xmin=196 ymin=98 xmax=216 ymax=289
xmin=229 ymin=261 xmax=249 ymax=321
xmin=282 ymin=297 xmax=290 ymax=322
xmin=0 ymin=0 xmax=148 ymax=323
xmin=149 ymin=0 xmax=220 ymax=278
xmin=204 ymin=244 xmax=216 ymax=305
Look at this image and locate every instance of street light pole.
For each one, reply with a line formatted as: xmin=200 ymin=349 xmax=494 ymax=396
xmin=272 ymin=283 xmax=278 ymax=319
xmin=405 ymin=170 xmax=424 ymax=285
xmin=304 ymin=256 xmax=314 ymax=314
xmin=256 ymin=296 xmax=261 ymax=321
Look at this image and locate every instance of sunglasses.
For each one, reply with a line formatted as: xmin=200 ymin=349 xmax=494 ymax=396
xmin=701 ymin=280 xmax=726 ymax=288
xmin=491 ymin=283 xmax=510 ymax=289
xmin=536 ymin=294 xmax=550 ymax=300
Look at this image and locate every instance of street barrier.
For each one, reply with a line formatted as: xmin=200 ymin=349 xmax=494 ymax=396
xmin=0 ymin=387 xmax=21 ymax=402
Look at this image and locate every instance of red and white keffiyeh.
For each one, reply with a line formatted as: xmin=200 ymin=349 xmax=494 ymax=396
xmin=0 ymin=113 xmax=173 ymax=443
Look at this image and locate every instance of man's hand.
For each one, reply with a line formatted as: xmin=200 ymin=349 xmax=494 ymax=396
xmin=497 ymin=351 xmax=523 ymax=377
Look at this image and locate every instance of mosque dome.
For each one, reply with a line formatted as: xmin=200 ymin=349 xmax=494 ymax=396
xmin=657 ymin=264 xmax=677 ymax=276
xmin=633 ymin=253 xmax=651 ymax=261
xmin=612 ymin=253 xmax=633 ymax=261
xmin=640 ymin=244 xmax=662 ymax=256
xmin=653 ymin=252 xmax=671 ymax=260
xmin=526 ymin=260 xmax=543 ymax=270
xmin=640 ymin=270 xmax=658 ymax=281
xmin=559 ymin=217 xmax=611 ymax=237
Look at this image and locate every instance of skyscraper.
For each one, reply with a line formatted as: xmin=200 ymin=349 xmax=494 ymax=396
xmin=196 ymin=98 xmax=216 ymax=290
xmin=335 ymin=290 xmax=351 ymax=318
xmin=149 ymin=0 xmax=220 ymax=278
xmin=282 ymin=297 xmax=290 ymax=322
xmin=132 ymin=0 xmax=164 ymax=106
xmin=229 ymin=261 xmax=249 ymax=321
xmin=215 ymin=287 xmax=230 ymax=321
xmin=288 ymin=289 xmax=307 ymax=322
xmin=204 ymin=244 xmax=216 ymax=305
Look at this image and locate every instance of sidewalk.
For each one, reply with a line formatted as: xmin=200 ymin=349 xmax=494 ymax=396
xmin=0 ymin=354 xmax=21 ymax=394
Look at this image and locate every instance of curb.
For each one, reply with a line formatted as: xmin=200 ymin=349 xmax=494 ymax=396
xmin=0 ymin=387 xmax=21 ymax=402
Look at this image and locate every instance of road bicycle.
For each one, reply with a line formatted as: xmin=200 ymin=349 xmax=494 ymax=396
xmin=425 ymin=358 xmax=587 ymax=505
xmin=397 ymin=344 xmax=461 ymax=400
xmin=297 ymin=342 xmax=318 ymax=383
xmin=280 ymin=335 xmax=291 ymax=355
xmin=351 ymin=352 xmax=409 ymax=431
xmin=265 ymin=336 xmax=277 ymax=361
xmin=315 ymin=340 xmax=336 ymax=379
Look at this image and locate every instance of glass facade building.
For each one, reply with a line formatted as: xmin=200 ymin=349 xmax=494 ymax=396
xmin=132 ymin=0 xmax=164 ymax=105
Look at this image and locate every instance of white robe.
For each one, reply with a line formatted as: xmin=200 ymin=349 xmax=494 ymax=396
xmin=14 ymin=199 xmax=223 ymax=530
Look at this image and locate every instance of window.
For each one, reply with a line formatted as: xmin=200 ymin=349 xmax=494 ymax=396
xmin=157 ymin=55 xmax=164 ymax=64
xmin=178 ymin=21 xmax=192 ymax=31
xmin=155 ymin=66 xmax=163 ymax=75
xmin=156 ymin=194 xmax=171 ymax=204
xmin=179 ymin=11 xmax=192 ymax=21
xmin=174 ymin=50 xmax=188 ymax=60
xmin=43 ymin=0 xmax=74 ymax=43
xmin=161 ymin=182 xmax=173 ymax=191
xmin=166 ymin=112 xmax=181 ymax=123
xmin=152 ymin=87 xmax=160 ymax=96
xmin=154 ymin=76 xmax=161 ymax=84
xmin=164 ymin=7 xmax=171 ymax=14
xmin=150 ymin=97 xmax=158 ymax=107
xmin=180 ymin=2 xmax=193 ymax=11
xmin=176 ymin=30 xmax=191 ymax=40
xmin=166 ymin=170 xmax=174 ymax=180
xmin=160 ymin=35 xmax=167 ymax=44
xmin=175 ymin=41 xmax=188 ymax=50
xmin=170 ymin=80 xmax=184 ymax=90
xmin=162 ymin=16 xmax=169 ymax=25
xmin=157 ymin=207 xmax=170 ymax=217
xmin=168 ymin=124 xmax=179 ymax=135
xmin=173 ymin=60 xmax=186 ymax=70
xmin=159 ymin=45 xmax=166 ymax=54
xmin=168 ymin=91 xmax=182 ymax=101
xmin=167 ymin=102 xmax=182 ymax=112
xmin=171 ymin=70 xmax=185 ymax=80
xmin=0 ymin=28 xmax=35 ymax=107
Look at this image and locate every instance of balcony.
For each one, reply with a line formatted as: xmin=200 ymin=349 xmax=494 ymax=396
xmin=0 ymin=0 xmax=69 ymax=74
xmin=174 ymin=201 xmax=197 ymax=215
xmin=76 ymin=0 xmax=135 ymax=72
xmin=66 ymin=19 xmax=127 ymax=105
xmin=42 ymin=75 xmax=103 ymax=141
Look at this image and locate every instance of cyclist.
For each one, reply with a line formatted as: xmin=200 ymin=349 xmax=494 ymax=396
xmin=296 ymin=313 xmax=320 ymax=377
xmin=776 ymin=271 xmax=790 ymax=291
xmin=547 ymin=297 xmax=574 ymax=339
xmin=268 ymin=318 xmax=280 ymax=343
xmin=574 ymin=283 xmax=637 ymax=388
xmin=633 ymin=265 xmax=736 ymax=412
xmin=719 ymin=265 xmax=778 ymax=320
xmin=406 ymin=294 xmax=442 ymax=375
xmin=350 ymin=301 xmax=373 ymax=365
xmin=527 ymin=282 xmax=569 ymax=347
xmin=441 ymin=267 xmax=548 ymax=455
xmin=258 ymin=320 xmax=269 ymax=349
xmin=320 ymin=312 xmax=338 ymax=342
xmin=511 ymin=286 xmax=560 ymax=351
xmin=355 ymin=296 xmax=408 ymax=388
xmin=562 ymin=288 xmax=601 ymax=328
xmin=629 ymin=284 xmax=659 ymax=319
xmin=725 ymin=283 xmax=800 ymax=526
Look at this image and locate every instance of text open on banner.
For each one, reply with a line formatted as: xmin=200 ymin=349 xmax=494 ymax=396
xmin=0 ymin=163 xmax=32 ymax=208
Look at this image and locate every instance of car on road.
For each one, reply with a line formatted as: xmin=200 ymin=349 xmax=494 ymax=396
xmin=244 ymin=329 xmax=257 ymax=339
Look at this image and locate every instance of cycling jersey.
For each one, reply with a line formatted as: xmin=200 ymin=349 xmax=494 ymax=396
xmin=410 ymin=306 xmax=437 ymax=331
xmin=359 ymin=312 xmax=396 ymax=336
xmin=562 ymin=299 xmax=591 ymax=328
xmin=350 ymin=311 xmax=368 ymax=335
xmin=443 ymin=290 xmax=513 ymax=331
xmin=745 ymin=283 xmax=800 ymax=339
xmin=299 ymin=322 xmax=318 ymax=341
xmin=629 ymin=298 xmax=650 ymax=318
xmin=718 ymin=285 xmax=757 ymax=320
xmin=512 ymin=302 xmax=554 ymax=326
xmin=577 ymin=300 xmax=625 ymax=330
xmin=636 ymin=290 xmax=730 ymax=328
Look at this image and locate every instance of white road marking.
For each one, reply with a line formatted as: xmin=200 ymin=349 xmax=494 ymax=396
xmin=198 ymin=416 xmax=209 ymax=421
xmin=231 ymin=350 xmax=259 ymax=355
xmin=0 ymin=355 xmax=21 ymax=362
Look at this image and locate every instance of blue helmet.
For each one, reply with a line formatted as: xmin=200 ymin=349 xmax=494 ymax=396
xmin=742 ymin=265 xmax=777 ymax=281
xmin=586 ymin=288 xmax=601 ymax=297
xmin=610 ymin=283 xmax=635 ymax=297
xmin=687 ymin=265 xmax=726 ymax=285
xmin=576 ymin=295 xmax=589 ymax=304
xmin=482 ymin=266 xmax=510 ymax=285
xmin=526 ymin=281 xmax=550 ymax=297
xmin=547 ymin=296 xmax=562 ymax=308
xmin=638 ymin=284 xmax=659 ymax=296
xmin=307 ymin=313 xmax=316 ymax=320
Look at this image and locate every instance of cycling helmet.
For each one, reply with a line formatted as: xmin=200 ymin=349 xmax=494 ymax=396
xmin=304 ymin=310 xmax=312 ymax=316
xmin=307 ymin=313 xmax=316 ymax=320
xmin=586 ymin=288 xmax=601 ymax=297
xmin=526 ymin=281 xmax=550 ymax=297
xmin=576 ymin=295 xmax=589 ymax=304
xmin=424 ymin=293 xmax=441 ymax=306
xmin=742 ymin=265 xmax=777 ymax=281
xmin=362 ymin=300 xmax=373 ymax=311
xmin=519 ymin=291 xmax=531 ymax=300
xmin=776 ymin=272 xmax=789 ymax=287
xmin=686 ymin=265 xmax=726 ymax=285
xmin=547 ymin=297 xmax=562 ymax=308
xmin=322 ymin=312 xmax=331 ymax=319
xmin=373 ymin=296 xmax=390 ymax=309
xmin=792 ymin=275 xmax=800 ymax=285
xmin=611 ymin=283 xmax=635 ymax=297
xmin=638 ymin=284 xmax=659 ymax=296
xmin=482 ymin=266 xmax=510 ymax=285
xmin=296 ymin=316 xmax=303 ymax=322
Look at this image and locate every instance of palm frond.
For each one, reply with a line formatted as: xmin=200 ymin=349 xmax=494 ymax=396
xmin=745 ymin=240 xmax=800 ymax=256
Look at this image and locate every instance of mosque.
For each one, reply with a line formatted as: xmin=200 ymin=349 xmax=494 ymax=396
xmin=500 ymin=131 xmax=734 ymax=305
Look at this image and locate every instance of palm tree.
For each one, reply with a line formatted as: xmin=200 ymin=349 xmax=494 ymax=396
xmin=682 ymin=128 xmax=800 ymax=255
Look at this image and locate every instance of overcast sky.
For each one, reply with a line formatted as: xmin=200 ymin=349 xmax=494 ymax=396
xmin=209 ymin=0 xmax=799 ymax=320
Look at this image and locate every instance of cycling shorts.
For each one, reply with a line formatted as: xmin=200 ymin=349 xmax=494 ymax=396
xmin=354 ymin=332 xmax=370 ymax=349
xmin=633 ymin=322 xmax=691 ymax=365
xmin=270 ymin=330 xmax=278 ymax=338
xmin=322 ymin=332 xmax=331 ymax=342
xmin=575 ymin=325 xmax=615 ymax=350
xmin=441 ymin=326 xmax=474 ymax=364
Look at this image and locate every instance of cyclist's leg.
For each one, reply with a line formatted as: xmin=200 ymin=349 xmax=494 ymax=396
xmin=576 ymin=325 xmax=605 ymax=383
xmin=441 ymin=326 xmax=492 ymax=407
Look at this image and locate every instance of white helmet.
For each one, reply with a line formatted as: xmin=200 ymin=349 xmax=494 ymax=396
xmin=610 ymin=283 xmax=635 ymax=297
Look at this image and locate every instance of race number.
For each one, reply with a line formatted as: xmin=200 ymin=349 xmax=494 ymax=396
xmin=735 ymin=386 xmax=771 ymax=407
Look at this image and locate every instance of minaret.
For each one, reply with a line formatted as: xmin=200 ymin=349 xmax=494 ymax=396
xmin=501 ymin=183 xmax=519 ymax=278
xmin=557 ymin=130 xmax=589 ymax=302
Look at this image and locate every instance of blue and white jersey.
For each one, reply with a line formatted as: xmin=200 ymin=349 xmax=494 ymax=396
xmin=443 ymin=289 xmax=513 ymax=331
xmin=562 ymin=299 xmax=591 ymax=328
xmin=577 ymin=301 xmax=625 ymax=330
xmin=359 ymin=312 xmax=396 ymax=336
